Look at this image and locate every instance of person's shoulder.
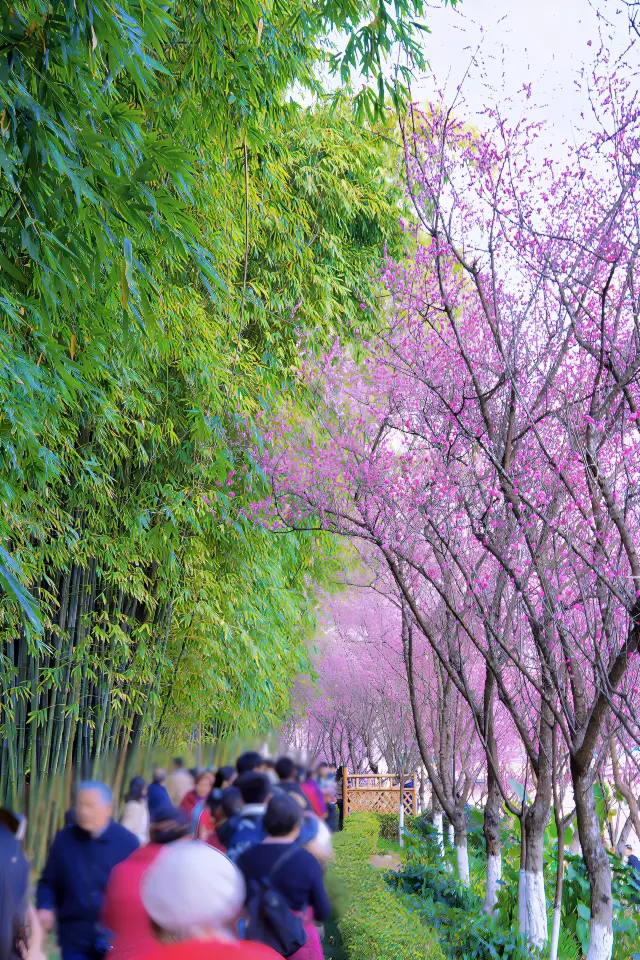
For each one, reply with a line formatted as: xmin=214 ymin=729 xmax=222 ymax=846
xmin=140 ymin=939 xmax=281 ymax=960
xmin=109 ymin=820 xmax=140 ymax=848
xmin=292 ymin=845 xmax=321 ymax=871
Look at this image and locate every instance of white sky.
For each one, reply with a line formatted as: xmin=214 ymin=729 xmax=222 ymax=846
xmin=411 ymin=0 xmax=636 ymax=156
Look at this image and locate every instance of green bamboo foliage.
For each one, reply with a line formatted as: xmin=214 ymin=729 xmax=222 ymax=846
xmin=0 ymin=0 xmax=421 ymax=865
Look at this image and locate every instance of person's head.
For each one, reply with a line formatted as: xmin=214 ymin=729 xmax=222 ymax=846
xmin=626 ymin=844 xmax=634 ymax=858
xmin=149 ymin=805 xmax=191 ymax=845
xmin=275 ymin=756 xmax=298 ymax=783
xmin=214 ymin=765 xmax=235 ymax=790
xmin=236 ymin=751 xmax=264 ymax=775
xmin=235 ymin=771 xmax=270 ymax=806
xmin=316 ymin=762 xmax=330 ymax=781
xmin=220 ymin=787 xmax=243 ymax=820
xmin=126 ymin=776 xmax=147 ymax=803
xmin=194 ymin=770 xmax=215 ymax=798
xmin=141 ymin=841 xmax=245 ymax=941
xmin=75 ymin=782 xmax=113 ymax=836
xmin=152 ymin=766 xmax=167 ymax=784
xmin=171 ymin=758 xmax=185 ymax=772
xmin=263 ymin=793 xmax=303 ymax=840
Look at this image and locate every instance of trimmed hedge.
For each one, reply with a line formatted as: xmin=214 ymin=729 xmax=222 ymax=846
xmin=376 ymin=812 xmax=419 ymax=841
xmin=332 ymin=812 xmax=444 ymax=960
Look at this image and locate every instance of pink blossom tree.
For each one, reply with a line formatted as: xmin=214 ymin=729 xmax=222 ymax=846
xmin=251 ymin=53 xmax=640 ymax=960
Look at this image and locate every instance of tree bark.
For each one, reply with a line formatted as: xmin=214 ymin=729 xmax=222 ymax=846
xmin=572 ymin=760 xmax=614 ymax=960
xmin=483 ymin=759 xmax=502 ymax=914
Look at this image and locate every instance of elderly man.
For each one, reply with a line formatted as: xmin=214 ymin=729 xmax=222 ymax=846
xmin=37 ymin=782 xmax=139 ymax=960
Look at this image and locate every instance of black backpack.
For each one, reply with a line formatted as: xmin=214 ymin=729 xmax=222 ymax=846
xmin=245 ymin=846 xmax=308 ymax=957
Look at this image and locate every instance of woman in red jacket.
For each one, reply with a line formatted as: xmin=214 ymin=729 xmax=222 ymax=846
xmin=102 ymin=808 xmax=190 ymax=960
xmin=180 ymin=771 xmax=214 ymax=819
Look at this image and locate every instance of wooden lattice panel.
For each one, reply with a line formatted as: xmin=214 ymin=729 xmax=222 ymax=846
xmin=347 ymin=789 xmax=401 ymax=814
xmin=342 ymin=768 xmax=418 ymax=818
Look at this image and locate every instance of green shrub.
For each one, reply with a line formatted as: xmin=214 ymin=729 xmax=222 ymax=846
xmin=331 ymin=812 xmax=444 ymax=960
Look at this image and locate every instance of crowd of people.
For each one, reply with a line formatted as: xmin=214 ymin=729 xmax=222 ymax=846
xmin=0 ymin=753 xmax=340 ymax=960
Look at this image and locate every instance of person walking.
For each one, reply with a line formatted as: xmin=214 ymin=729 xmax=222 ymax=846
xmin=300 ymin=773 xmax=326 ymax=821
xmin=146 ymin=770 xmax=171 ymax=822
xmin=274 ymin=758 xmax=312 ymax=813
xmin=139 ymin=841 xmax=280 ymax=960
xmin=236 ymin=752 xmax=266 ymax=776
xmin=315 ymin=764 xmax=337 ymax=832
xmin=179 ymin=770 xmax=215 ymax=833
xmin=0 ymin=809 xmax=30 ymax=960
xmin=36 ymin=782 xmax=139 ymax=960
xmin=216 ymin=788 xmax=244 ymax=850
xmin=237 ymin=794 xmax=331 ymax=960
xmin=225 ymin=773 xmax=270 ymax=862
xmin=166 ymin=759 xmax=194 ymax=808
xmin=102 ymin=806 xmax=191 ymax=960
xmin=120 ymin=777 xmax=149 ymax=846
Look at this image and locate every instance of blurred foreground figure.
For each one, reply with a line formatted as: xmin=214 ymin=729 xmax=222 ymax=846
xmin=0 ymin=809 xmax=31 ymax=960
xmin=140 ymin=841 xmax=279 ymax=960
xmin=102 ymin=806 xmax=190 ymax=960
xmin=36 ymin=782 xmax=138 ymax=960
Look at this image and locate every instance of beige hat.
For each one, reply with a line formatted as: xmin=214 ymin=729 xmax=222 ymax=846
xmin=141 ymin=840 xmax=246 ymax=934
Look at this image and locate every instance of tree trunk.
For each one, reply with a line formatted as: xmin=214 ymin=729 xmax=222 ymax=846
xmin=522 ymin=804 xmax=549 ymax=946
xmin=483 ymin=761 xmax=502 ymax=914
xmin=454 ymin=816 xmax=470 ymax=886
xmin=572 ymin=761 xmax=614 ymax=960
xmin=549 ymin=817 xmax=565 ymax=960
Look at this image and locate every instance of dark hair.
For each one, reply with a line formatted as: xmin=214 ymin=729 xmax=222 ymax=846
xmin=316 ymin=761 xmax=329 ymax=772
xmin=125 ymin=775 xmax=146 ymax=803
xmin=148 ymin=805 xmax=191 ymax=844
xmin=152 ymin=767 xmax=166 ymax=784
xmin=263 ymin=793 xmax=303 ymax=838
xmin=264 ymin=758 xmax=276 ymax=769
xmin=221 ymin=786 xmax=243 ymax=819
xmin=236 ymin=771 xmax=270 ymax=805
xmin=214 ymin=765 xmax=235 ymax=790
xmin=172 ymin=758 xmax=184 ymax=769
xmin=275 ymin=757 xmax=297 ymax=782
xmin=236 ymin=751 xmax=263 ymax=775
xmin=0 ymin=822 xmax=29 ymax=960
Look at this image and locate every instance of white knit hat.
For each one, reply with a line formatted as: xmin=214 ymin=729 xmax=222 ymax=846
xmin=141 ymin=840 xmax=246 ymax=933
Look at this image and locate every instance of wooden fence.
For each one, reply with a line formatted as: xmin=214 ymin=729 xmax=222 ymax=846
xmin=341 ymin=767 xmax=417 ymax=817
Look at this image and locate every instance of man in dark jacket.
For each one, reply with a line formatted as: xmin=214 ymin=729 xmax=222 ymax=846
xmin=37 ymin=782 xmax=139 ymax=960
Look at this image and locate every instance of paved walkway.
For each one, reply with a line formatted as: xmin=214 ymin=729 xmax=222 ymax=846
xmin=370 ymin=852 xmax=402 ymax=871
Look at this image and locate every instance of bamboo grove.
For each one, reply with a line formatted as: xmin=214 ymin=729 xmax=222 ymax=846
xmin=0 ymin=0 xmax=442 ymax=854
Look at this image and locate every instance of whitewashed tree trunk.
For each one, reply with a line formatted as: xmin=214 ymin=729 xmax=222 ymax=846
xmin=549 ymin=903 xmax=562 ymax=960
xmin=399 ymin=795 xmax=405 ymax=848
xmin=433 ymin=810 xmax=444 ymax=851
xmin=518 ymin=870 xmax=528 ymax=938
xmin=573 ymin=764 xmax=614 ymax=960
xmin=485 ymin=853 xmax=502 ymax=915
xmin=585 ymin=924 xmax=614 ymax=960
xmin=446 ymin=821 xmax=454 ymax=845
xmin=525 ymin=870 xmax=547 ymax=948
xmin=455 ymin=835 xmax=470 ymax=886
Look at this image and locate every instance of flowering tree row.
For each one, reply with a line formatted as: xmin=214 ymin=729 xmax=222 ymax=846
xmin=252 ymin=53 xmax=640 ymax=960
